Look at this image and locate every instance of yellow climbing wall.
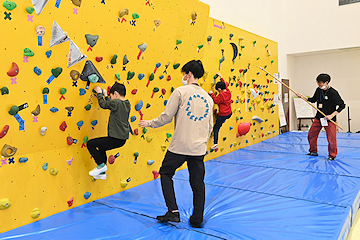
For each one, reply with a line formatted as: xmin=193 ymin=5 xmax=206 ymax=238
xmin=0 ymin=0 xmax=277 ymax=233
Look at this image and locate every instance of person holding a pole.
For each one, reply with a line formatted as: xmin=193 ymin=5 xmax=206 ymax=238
xmin=296 ymin=73 xmax=345 ymax=160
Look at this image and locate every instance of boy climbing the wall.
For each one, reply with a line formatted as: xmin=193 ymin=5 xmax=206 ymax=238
xmin=208 ymin=72 xmax=232 ymax=151
xmin=87 ymin=82 xmax=131 ymax=180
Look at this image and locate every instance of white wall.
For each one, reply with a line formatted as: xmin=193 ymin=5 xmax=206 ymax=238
xmin=200 ymin=0 xmax=360 ymax=132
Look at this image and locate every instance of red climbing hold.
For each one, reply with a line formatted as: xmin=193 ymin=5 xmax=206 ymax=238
xmin=59 ymin=121 xmax=67 ymax=131
xmin=152 ymin=170 xmax=159 ymax=179
xmin=134 ymin=128 xmax=139 ymax=135
xmin=0 ymin=125 xmax=9 ymax=139
xmin=67 ymin=197 xmax=74 ymax=207
xmin=7 ymin=62 xmax=19 ymax=77
xmin=161 ymin=88 xmax=166 ymax=95
xmin=166 ymin=75 xmax=171 ymax=81
xmin=108 ymin=155 xmax=115 ymax=164
xmin=131 ymin=89 xmax=138 ymax=95
xmin=67 ymin=136 xmax=76 ymax=145
xmin=96 ymin=56 xmax=103 ymax=62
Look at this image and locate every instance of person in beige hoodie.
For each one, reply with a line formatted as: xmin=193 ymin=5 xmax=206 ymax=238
xmin=139 ymin=60 xmax=214 ymax=228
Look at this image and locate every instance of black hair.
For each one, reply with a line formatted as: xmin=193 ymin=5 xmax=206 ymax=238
xmin=316 ymin=73 xmax=331 ymax=84
xmin=109 ymin=82 xmax=126 ymax=96
xmin=181 ymin=60 xmax=205 ymax=79
xmin=215 ymin=81 xmax=226 ymax=91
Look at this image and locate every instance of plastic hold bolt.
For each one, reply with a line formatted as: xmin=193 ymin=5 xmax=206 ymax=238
xmin=8 ymin=106 xmax=19 ymax=115
xmin=24 ymin=48 xmax=35 ymax=57
xmin=49 ymin=167 xmax=58 ymax=176
xmin=70 ymin=70 xmax=80 ymax=80
xmin=7 ymin=62 xmax=19 ymax=77
xmin=34 ymin=67 xmax=42 ymax=76
xmin=40 ymin=127 xmax=48 ymax=136
xmin=3 ymin=1 xmax=16 ymax=10
xmin=132 ymin=12 xmax=139 ymax=19
xmin=19 ymin=157 xmax=28 ymax=163
xmin=0 ymin=125 xmax=9 ymax=139
xmin=31 ymin=208 xmax=41 ymax=219
xmin=85 ymin=34 xmax=99 ymax=47
xmin=67 ymin=197 xmax=74 ymax=207
xmin=1 ymin=144 xmax=17 ymax=157
xmin=84 ymin=192 xmax=91 ymax=200
xmin=0 ymin=198 xmax=11 ymax=210
xmin=1 ymin=87 xmax=9 ymax=95
xmin=119 ymin=8 xmax=129 ymax=18
xmin=147 ymin=159 xmax=154 ymax=165
xmin=51 ymin=67 xmax=63 ymax=78
xmin=111 ymin=54 xmax=118 ymax=64
xmin=31 ymin=105 xmax=40 ymax=116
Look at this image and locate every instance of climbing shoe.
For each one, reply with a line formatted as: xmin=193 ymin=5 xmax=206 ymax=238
xmin=156 ymin=211 xmax=180 ymax=222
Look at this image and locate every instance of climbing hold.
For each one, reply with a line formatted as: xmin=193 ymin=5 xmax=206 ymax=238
xmin=238 ymin=122 xmax=251 ymax=136
xmin=95 ymin=56 xmax=103 ymax=62
xmin=31 ymin=105 xmax=40 ymax=116
xmin=146 ymin=103 xmax=151 ymax=108
xmin=7 ymin=62 xmax=19 ymax=77
xmin=135 ymin=100 xmax=143 ymax=111
xmin=132 ymin=12 xmax=139 ymax=19
xmin=147 ymin=159 xmax=154 ymax=165
xmin=230 ymin=43 xmax=238 ymax=62
xmin=146 ymin=136 xmax=153 ymax=143
xmin=219 ymin=38 xmax=223 ymax=44
xmin=71 ymin=0 xmax=81 ymax=7
xmin=70 ymin=70 xmax=80 ymax=80
xmin=84 ymin=104 xmax=91 ymax=111
xmin=161 ymin=145 xmax=166 ymax=151
xmin=229 ymin=126 xmax=233 ymax=130
xmin=146 ymin=73 xmax=154 ymax=87
xmin=121 ymin=177 xmax=131 ymax=188
xmin=91 ymin=120 xmax=98 ymax=128
xmin=151 ymin=87 xmax=159 ymax=98
xmin=115 ymin=73 xmax=121 ymax=80
xmin=137 ymin=43 xmax=147 ymax=59
xmin=143 ymin=127 xmax=147 ymax=134
xmin=50 ymin=107 xmax=59 ymax=113
xmin=3 ymin=1 xmax=16 ymax=10
xmin=131 ymin=89 xmax=137 ymax=95
xmin=176 ymin=39 xmax=182 ymax=45
xmin=1 ymin=87 xmax=9 ymax=95
xmin=67 ymin=136 xmax=77 ymax=145
xmin=46 ymin=50 xmax=52 ymax=58
xmin=85 ymin=34 xmax=99 ymax=47
xmin=67 ymin=197 xmax=74 ymax=207
xmin=161 ymin=88 xmax=166 ymax=95
xmin=60 ymin=88 xmax=67 ymax=95
xmin=0 ymin=125 xmax=9 ymax=139
xmin=51 ymin=67 xmax=63 ymax=78
xmin=123 ymin=55 xmax=129 ymax=65
xmin=133 ymin=152 xmax=139 ymax=164
xmin=154 ymin=19 xmax=161 ymax=27
xmin=191 ymin=11 xmax=197 ymax=21
xmin=88 ymin=74 xmax=99 ymax=83
xmin=119 ymin=8 xmax=129 ymax=18
xmin=130 ymin=116 xmax=136 ymax=122
xmin=197 ymin=45 xmax=204 ymax=50
xmin=40 ymin=126 xmax=47 ymax=136
xmin=223 ymin=137 xmax=227 ymax=141
xmin=159 ymin=75 xmax=164 ymax=80
xmin=127 ymin=71 xmax=135 ymax=80
xmin=164 ymin=100 xmax=168 ymax=106
xmin=66 ymin=157 xmax=73 ymax=166
xmin=24 ymin=48 xmax=35 ymax=57
xmin=166 ymin=133 xmax=172 ymax=138
xmin=153 ymin=62 xmax=161 ymax=73
xmin=134 ymin=128 xmax=139 ymax=135
xmin=152 ymin=170 xmax=159 ymax=179
xmin=30 ymin=208 xmax=41 ymax=219
xmin=111 ymin=54 xmax=118 ymax=64
xmin=8 ymin=105 xmax=19 ymax=115
xmin=84 ymin=192 xmax=91 ymax=200
xmin=49 ymin=168 xmax=58 ymax=176
xmin=173 ymin=63 xmax=180 ymax=69
xmin=76 ymin=121 xmax=84 ymax=130
xmin=108 ymin=152 xmax=119 ymax=164
xmin=138 ymin=73 xmax=145 ymax=80
xmin=26 ymin=6 xmax=34 ymax=14
xmin=0 ymin=198 xmax=11 ymax=210
xmin=34 ymin=67 xmax=42 ymax=76
xmin=42 ymin=162 xmax=48 ymax=170
xmin=59 ymin=121 xmax=67 ymax=131
xmin=252 ymin=115 xmax=264 ymax=123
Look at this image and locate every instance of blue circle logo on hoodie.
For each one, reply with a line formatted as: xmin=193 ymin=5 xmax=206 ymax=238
xmin=185 ymin=93 xmax=210 ymax=122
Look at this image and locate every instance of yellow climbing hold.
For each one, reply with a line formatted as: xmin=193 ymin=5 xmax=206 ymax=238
xmin=30 ymin=208 xmax=41 ymax=219
xmin=0 ymin=198 xmax=11 ymax=210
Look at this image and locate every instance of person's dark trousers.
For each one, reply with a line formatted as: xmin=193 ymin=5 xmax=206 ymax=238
xmin=159 ymin=150 xmax=205 ymax=224
xmin=87 ymin=137 xmax=126 ymax=165
xmin=213 ymin=113 xmax=232 ymax=144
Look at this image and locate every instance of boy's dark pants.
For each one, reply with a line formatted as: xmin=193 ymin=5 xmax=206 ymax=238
xmin=213 ymin=113 xmax=232 ymax=144
xmin=159 ymin=150 xmax=205 ymax=224
xmin=87 ymin=137 xmax=126 ymax=165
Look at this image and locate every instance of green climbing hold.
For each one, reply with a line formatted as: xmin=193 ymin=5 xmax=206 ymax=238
xmin=24 ymin=48 xmax=34 ymax=57
xmin=171 ymin=87 xmax=175 ymax=92
xmin=149 ymin=73 xmax=154 ymax=81
xmin=256 ymin=57 xmax=260 ymax=61
xmin=198 ymin=45 xmax=204 ymax=50
xmin=88 ymin=74 xmax=99 ymax=83
xmin=132 ymin=12 xmax=139 ymax=19
xmin=3 ymin=1 xmax=16 ymax=10
xmin=127 ymin=71 xmax=135 ymax=80
xmin=115 ymin=73 xmax=121 ymax=80
xmin=173 ymin=63 xmax=180 ymax=69
xmin=219 ymin=56 xmax=225 ymax=63
xmin=1 ymin=87 xmax=9 ymax=95
xmin=153 ymin=87 xmax=159 ymax=93
xmin=8 ymin=105 xmax=19 ymax=115
xmin=26 ymin=6 xmax=34 ymax=14
xmin=223 ymin=137 xmax=227 ymax=141
xmin=84 ymin=104 xmax=91 ymax=111
xmin=83 ymin=136 xmax=88 ymax=143
xmin=176 ymin=39 xmax=182 ymax=45
xmin=42 ymin=87 xmax=49 ymax=94
xmin=134 ymin=152 xmax=139 ymax=157
xmin=51 ymin=67 xmax=63 ymax=78
xmin=111 ymin=54 xmax=118 ymax=64
xmin=60 ymin=88 xmax=67 ymax=95
xmin=219 ymin=38 xmax=223 ymax=44
xmin=143 ymin=127 xmax=147 ymax=134
xmin=236 ymin=116 xmax=239 ymax=121
xmin=264 ymin=65 xmax=267 ymax=68
xmin=166 ymin=133 xmax=172 ymax=138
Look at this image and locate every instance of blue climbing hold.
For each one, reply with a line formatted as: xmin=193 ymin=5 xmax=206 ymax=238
xmin=135 ymin=100 xmax=143 ymax=111
xmin=84 ymin=192 xmax=91 ymax=200
xmin=91 ymin=120 xmax=98 ymax=126
xmin=46 ymin=50 xmax=52 ymax=58
xmin=156 ymin=63 xmax=161 ymax=68
xmin=147 ymin=159 xmax=155 ymax=165
xmin=229 ymin=126 xmax=233 ymax=130
xmin=42 ymin=163 xmax=48 ymax=171
xmin=79 ymin=88 xmax=86 ymax=96
xmin=34 ymin=67 xmax=42 ymax=76
xmin=159 ymin=75 xmax=164 ymax=80
xmin=138 ymin=73 xmax=145 ymax=80
xmin=50 ymin=107 xmax=59 ymax=113
xmin=164 ymin=100 xmax=168 ymax=106
xmin=246 ymin=140 xmax=249 ymax=143
xmin=19 ymin=157 xmax=28 ymax=163
xmin=77 ymin=120 xmax=84 ymax=128
xmin=130 ymin=116 xmax=136 ymax=122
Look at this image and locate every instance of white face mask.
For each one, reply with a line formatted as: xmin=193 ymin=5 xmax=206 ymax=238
xmin=182 ymin=74 xmax=188 ymax=86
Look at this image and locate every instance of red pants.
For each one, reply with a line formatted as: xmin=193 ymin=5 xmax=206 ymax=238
xmin=308 ymin=118 xmax=337 ymax=158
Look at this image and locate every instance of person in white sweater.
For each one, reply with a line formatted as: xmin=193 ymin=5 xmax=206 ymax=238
xmin=139 ymin=60 xmax=214 ymax=228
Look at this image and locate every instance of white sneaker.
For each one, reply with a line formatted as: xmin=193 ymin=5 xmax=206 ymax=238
xmin=211 ymin=144 xmax=218 ymax=150
xmin=93 ymin=173 xmax=107 ymax=180
xmin=89 ymin=164 xmax=108 ymax=176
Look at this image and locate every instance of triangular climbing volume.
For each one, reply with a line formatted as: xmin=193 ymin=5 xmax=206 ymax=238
xmin=50 ymin=20 xmax=70 ymax=48
xmin=31 ymin=0 xmax=49 ymax=15
xmin=67 ymin=40 xmax=87 ymax=68
xmin=80 ymin=60 xmax=106 ymax=84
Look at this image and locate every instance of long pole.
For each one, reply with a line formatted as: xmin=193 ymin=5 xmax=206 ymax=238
xmin=257 ymin=66 xmax=343 ymax=130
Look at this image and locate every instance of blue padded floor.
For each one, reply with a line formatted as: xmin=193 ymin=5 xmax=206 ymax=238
xmin=1 ymin=131 xmax=360 ymax=240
